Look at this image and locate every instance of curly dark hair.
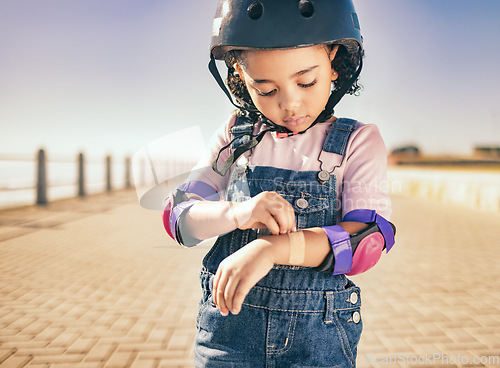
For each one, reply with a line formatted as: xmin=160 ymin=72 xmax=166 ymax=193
xmin=224 ymin=44 xmax=364 ymax=121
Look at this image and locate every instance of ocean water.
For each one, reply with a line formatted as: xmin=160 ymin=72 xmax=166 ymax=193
xmin=0 ymin=159 xmax=129 ymax=210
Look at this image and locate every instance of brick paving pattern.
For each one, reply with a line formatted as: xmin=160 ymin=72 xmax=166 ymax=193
xmin=0 ymin=191 xmax=499 ymax=367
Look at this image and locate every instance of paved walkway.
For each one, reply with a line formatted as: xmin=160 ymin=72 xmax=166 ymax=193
xmin=0 ymin=191 xmax=499 ymax=368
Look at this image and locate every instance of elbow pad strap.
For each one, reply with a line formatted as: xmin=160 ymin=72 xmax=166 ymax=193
xmin=343 ymin=209 xmax=395 ymax=252
xmin=319 ymin=225 xmax=353 ymax=275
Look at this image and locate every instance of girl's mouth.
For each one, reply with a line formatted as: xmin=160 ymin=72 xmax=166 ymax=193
xmin=283 ymin=116 xmax=307 ymax=127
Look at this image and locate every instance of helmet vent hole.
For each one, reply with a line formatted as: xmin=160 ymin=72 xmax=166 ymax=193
xmin=247 ymin=2 xmax=263 ymax=20
xmin=298 ymin=0 xmax=314 ymax=18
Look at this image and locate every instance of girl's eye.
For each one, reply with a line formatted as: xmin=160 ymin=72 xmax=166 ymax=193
xmin=257 ymin=89 xmax=276 ymax=97
xmin=298 ymin=79 xmax=317 ymax=88
xmin=255 ymin=80 xmax=316 ymax=96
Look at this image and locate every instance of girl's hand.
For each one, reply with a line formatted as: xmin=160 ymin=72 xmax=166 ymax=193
xmin=213 ymin=239 xmax=274 ymax=316
xmin=229 ymin=191 xmax=296 ymax=235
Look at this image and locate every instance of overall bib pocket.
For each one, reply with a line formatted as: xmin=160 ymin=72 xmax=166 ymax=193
xmin=246 ymin=168 xmax=337 ymax=229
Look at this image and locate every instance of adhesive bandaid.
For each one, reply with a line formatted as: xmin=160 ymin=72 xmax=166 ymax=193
xmin=288 ymin=231 xmax=306 ymax=265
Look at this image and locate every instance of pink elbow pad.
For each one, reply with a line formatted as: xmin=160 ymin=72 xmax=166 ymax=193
xmin=344 ymin=209 xmax=396 ymax=275
xmin=162 ymin=194 xmax=175 ymax=240
xmin=346 ymin=231 xmax=384 ymax=276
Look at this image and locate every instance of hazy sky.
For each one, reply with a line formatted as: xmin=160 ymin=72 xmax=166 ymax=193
xmin=1 ymin=0 xmax=499 ymax=161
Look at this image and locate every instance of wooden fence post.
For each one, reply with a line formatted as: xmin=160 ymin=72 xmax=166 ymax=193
xmin=78 ymin=152 xmax=86 ymax=197
xmin=36 ymin=149 xmax=48 ymax=205
xmin=106 ymin=155 xmax=112 ymax=192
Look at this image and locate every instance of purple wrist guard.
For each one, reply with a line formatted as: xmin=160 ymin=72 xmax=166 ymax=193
xmin=321 ymin=225 xmax=353 ymax=275
xmin=343 ymin=209 xmax=395 ymax=252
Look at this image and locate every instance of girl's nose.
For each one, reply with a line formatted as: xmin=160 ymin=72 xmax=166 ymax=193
xmin=279 ymin=90 xmax=300 ymax=111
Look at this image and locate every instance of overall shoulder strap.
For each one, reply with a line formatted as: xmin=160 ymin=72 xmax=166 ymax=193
xmin=318 ymin=118 xmax=357 ymax=172
xmin=212 ymin=115 xmax=258 ymax=176
xmin=322 ymin=118 xmax=357 ymax=154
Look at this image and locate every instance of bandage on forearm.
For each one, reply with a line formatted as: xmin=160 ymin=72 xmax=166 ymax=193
xmin=288 ymin=231 xmax=306 ymax=265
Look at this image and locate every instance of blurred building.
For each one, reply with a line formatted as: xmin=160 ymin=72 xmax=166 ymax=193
xmin=473 ymin=146 xmax=500 ymax=160
xmin=388 ymin=145 xmax=420 ymax=165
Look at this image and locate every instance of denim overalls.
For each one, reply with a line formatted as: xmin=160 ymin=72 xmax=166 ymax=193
xmin=194 ymin=118 xmax=363 ymax=368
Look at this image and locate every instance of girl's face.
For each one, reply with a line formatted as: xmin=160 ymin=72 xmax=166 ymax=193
xmin=235 ymin=44 xmax=338 ymax=132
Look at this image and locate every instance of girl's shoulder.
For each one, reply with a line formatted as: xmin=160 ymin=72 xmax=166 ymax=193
xmin=336 ymin=118 xmax=380 ymax=136
xmin=343 ymin=120 xmax=388 ymax=164
xmin=352 ymin=120 xmax=379 ymax=131
xmin=313 ymin=118 xmax=384 ymax=149
xmin=307 ymin=119 xmax=386 ymax=170
xmin=349 ymin=120 xmax=385 ymax=149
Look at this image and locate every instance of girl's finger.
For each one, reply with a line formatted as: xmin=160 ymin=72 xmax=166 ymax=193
xmin=274 ymin=206 xmax=295 ymax=233
xmin=215 ymin=271 xmax=230 ymax=316
xmin=223 ymin=277 xmax=240 ymax=314
xmin=212 ymin=270 xmax=220 ymax=308
xmin=231 ymin=278 xmax=255 ymax=315
xmin=269 ymin=199 xmax=295 ymax=233
xmin=287 ymin=203 xmax=297 ymax=232
xmin=261 ymin=213 xmax=280 ymax=235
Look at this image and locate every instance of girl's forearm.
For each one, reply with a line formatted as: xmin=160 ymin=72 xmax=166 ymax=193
xmin=182 ymin=201 xmax=236 ymax=240
xmin=261 ymin=222 xmax=369 ymax=267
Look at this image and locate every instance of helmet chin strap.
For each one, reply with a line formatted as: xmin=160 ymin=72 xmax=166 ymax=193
xmin=209 ymin=53 xmax=363 ymax=176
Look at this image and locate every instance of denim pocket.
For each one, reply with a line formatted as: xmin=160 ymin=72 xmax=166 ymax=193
xmin=196 ymin=288 xmax=213 ymax=330
xmin=196 ymin=272 xmax=215 ymax=330
xmin=333 ymin=306 xmax=363 ymax=366
xmin=280 ymin=192 xmax=330 ymax=229
xmin=323 ymin=284 xmax=362 ymax=368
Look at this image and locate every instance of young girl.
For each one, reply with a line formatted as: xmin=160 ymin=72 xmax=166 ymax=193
xmin=162 ymin=0 xmax=396 ymax=366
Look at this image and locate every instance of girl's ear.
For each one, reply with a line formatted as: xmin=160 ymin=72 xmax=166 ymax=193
xmin=329 ymin=44 xmax=340 ymax=62
xmin=329 ymin=45 xmax=340 ymax=81
xmin=233 ymin=63 xmax=246 ymax=84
